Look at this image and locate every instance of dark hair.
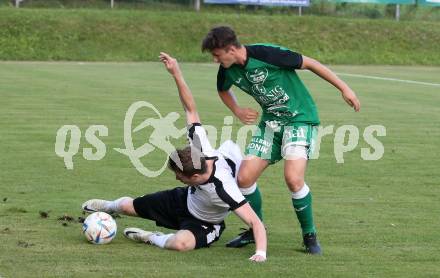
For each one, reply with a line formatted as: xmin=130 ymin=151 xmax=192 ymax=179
xmin=201 ymin=26 xmax=241 ymax=52
xmin=168 ymin=146 xmax=207 ymax=177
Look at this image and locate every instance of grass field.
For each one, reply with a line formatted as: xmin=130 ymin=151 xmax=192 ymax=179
xmin=1 ymin=62 xmax=439 ymax=277
xmin=2 ymin=8 xmax=440 ymax=65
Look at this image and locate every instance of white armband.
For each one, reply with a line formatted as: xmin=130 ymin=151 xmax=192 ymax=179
xmin=255 ymin=250 xmax=266 ymax=259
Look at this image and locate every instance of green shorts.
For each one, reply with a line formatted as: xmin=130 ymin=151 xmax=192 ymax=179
xmin=245 ymin=121 xmax=318 ymax=164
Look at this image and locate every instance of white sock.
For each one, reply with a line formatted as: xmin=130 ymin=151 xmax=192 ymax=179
xmin=149 ymin=233 xmax=174 ymax=248
xmin=108 ymin=197 xmax=131 ymax=213
xmin=240 ymin=183 xmax=257 ymax=196
xmin=291 ymin=183 xmax=310 ymax=199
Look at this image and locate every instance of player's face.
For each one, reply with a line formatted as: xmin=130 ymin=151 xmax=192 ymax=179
xmin=211 ymin=47 xmax=236 ymax=68
xmin=174 ymin=171 xmax=199 ymax=186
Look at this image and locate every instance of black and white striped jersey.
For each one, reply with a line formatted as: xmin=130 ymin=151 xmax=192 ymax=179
xmin=186 ymin=123 xmax=247 ymax=224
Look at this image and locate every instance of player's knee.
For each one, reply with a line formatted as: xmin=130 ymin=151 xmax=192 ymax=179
xmin=285 ymin=175 xmax=304 ymax=192
xmin=119 ymin=198 xmax=134 ymax=214
xmin=237 ymin=173 xmax=255 ymax=188
xmin=172 ymin=238 xmax=193 ymax=252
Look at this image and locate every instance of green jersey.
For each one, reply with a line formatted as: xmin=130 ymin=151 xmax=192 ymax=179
xmin=217 ymin=44 xmax=320 ymax=125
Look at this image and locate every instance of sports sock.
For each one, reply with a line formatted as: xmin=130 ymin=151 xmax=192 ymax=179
xmin=240 ymin=184 xmax=263 ymax=221
xmin=291 ymin=184 xmax=316 ymax=235
xmin=149 ymin=233 xmax=174 ymax=248
xmin=108 ymin=197 xmax=131 ymax=213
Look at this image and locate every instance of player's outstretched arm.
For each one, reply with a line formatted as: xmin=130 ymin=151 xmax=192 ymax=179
xmin=233 ymin=203 xmax=267 ymax=262
xmin=301 ymin=56 xmax=361 ymax=112
xmin=159 ymin=52 xmax=201 ymax=124
xmin=218 ymin=90 xmax=259 ymax=125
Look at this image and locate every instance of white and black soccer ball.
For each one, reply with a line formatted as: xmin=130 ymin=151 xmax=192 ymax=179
xmin=82 ymin=212 xmax=117 ymax=244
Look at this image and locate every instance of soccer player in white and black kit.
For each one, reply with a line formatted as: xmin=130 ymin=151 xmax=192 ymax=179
xmin=82 ymin=52 xmax=267 ymax=262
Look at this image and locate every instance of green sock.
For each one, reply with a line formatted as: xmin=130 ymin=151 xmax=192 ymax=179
xmin=244 ymin=186 xmax=263 ymax=221
xmin=292 ymin=192 xmax=316 ymax=235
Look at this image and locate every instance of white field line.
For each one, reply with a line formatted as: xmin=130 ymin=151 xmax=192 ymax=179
xmin=191 ymin=64 xmax=440 ymax=87
xmin=335 ymin=72 xmax=440 ymax=87
xmin=198 ymin=65 xmax=440 ymax=87
xmin=1 ymin=61 xmax=439 ymax=87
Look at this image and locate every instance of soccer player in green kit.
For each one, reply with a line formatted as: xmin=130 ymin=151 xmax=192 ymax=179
xmin=202 ymin=26 xmax=360 ymax=254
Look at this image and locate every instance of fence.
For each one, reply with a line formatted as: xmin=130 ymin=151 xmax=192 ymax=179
xmin=8 ymin=0 xmax=440 ymax=21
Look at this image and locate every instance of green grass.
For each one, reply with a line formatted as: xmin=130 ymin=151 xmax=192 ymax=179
xmin=0 ymin=62 xmax=440 ymax=277
xmin=1 ymin=8 xmax=440 ymax=64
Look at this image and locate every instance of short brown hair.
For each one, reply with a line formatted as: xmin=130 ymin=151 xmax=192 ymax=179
xmin=201 ymin=26 xmax=241 ymax=52
xmin=168 ymin=146 xmax=207 ymax=177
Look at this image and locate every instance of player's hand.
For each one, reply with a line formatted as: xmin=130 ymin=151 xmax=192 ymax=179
xmin=249 ymin=253 xmax=266 ymax=263
xmin=236 ymin=107 xmax=259 ymax=125
xmin=341 ymin=88 xmax=360 ymax=112
xmin=159 ymin=52 xmax=181 ymax=77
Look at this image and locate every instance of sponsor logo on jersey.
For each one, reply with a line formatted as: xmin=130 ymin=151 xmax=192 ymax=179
xmin=246 ymin=68 xmax=268 ymax=84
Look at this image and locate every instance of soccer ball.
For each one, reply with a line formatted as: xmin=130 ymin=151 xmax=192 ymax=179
xmin=82 ymin=212 xmax=117 ymax=244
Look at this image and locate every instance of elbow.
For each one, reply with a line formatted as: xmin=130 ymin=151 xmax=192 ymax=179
xmin=249 ymin=219 xmax=265 ymax=231
xmin=185 ymin=104 xmax=197 ymax=114
xmin=302 ymin=56 xmax=321 ymax=70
